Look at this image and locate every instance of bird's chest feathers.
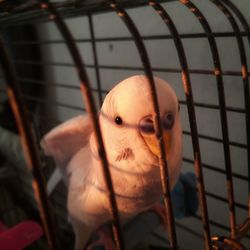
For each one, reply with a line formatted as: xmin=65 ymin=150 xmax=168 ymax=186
xmin=113 ymin=167 xmax=160 ymax=195
xmin=108 ymin=160 xmax=163 ymax=216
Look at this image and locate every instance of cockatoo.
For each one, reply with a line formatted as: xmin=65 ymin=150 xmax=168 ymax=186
xmin=41 ymin=75 xmax=182 ymax=250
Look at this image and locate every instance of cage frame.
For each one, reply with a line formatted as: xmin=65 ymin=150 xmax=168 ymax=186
xmin=0 ymin=0 xmax=250 ymax=249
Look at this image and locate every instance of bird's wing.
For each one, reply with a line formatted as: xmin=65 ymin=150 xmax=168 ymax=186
xmin=41 ymin=115 xmax=93 ymax=184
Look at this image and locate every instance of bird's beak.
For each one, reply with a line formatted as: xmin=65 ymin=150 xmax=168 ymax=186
xmin=142 ymin=131 xmax=171 ymax=158
xmin=139 ymin=114 xmax=173 ymax=158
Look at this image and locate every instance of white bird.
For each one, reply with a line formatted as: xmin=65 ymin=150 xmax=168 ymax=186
xmin=41 ymin=75 xmax=182 ymax=250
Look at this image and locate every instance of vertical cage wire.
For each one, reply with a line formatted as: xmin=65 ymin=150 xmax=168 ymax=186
xmin=148 ymin=1 xmax=212 ymax=249
xmin=211 ymin=0 xmax=250 ymax=234
xmin=38 ymin=1 xmax=125 ymax=250
xmin=211 ymin=236 xmax=247 ymax=250
xmin=88 ymin=14 xmax=103 ymax=108
xmin=220 ymin=0 xmax=250 ymax=220
xmin=179 ymin=0 xmax=237 ymax=239
xmin=167 ymin=0 xmax=239 ymax=241
xmin=108 ymin=0 xmax=178 ymax=249
xmin=0 ymin=38 xmax=60 ymax=250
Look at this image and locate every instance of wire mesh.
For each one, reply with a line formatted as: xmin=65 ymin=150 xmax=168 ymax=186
xmin=0 ymin=36 xmax=60 ymax=250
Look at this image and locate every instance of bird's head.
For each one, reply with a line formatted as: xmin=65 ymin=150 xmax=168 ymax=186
xmin=97 ymin=75 xmax=182 ymax=179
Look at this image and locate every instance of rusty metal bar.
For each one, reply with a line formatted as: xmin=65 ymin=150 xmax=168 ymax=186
xmin=13 ymin=75 xmax=250 ymax=149
xmin=211 ymin=0 xmax=250 ymax=222
xmin=108 ymin=1 xmax=178 ymax=249
xmin=211 ymin=236 xmax=247 ymax=250
xmin=39 ymin=1 xmax=124 ymax=250
xmin=236 ymin=218 xmax=250 ymax=241
xmin=22 ymin=94 xmax=86 ymax=111
xmin=178 ymin=0 xmax=237 ymax=239
xmin=10 ymin=58 xmax=250 ymax=77
xmin=220 ymin=0 xmax=250 ymax=221
xmin=6 ymin=74 xmax=248 ymax=113
xmin=0 ymin=37 xmax=60 ymax=249
xmin=220 ymin=0 xmax=250 ymax=46
xmin=88 ymin=14 xmax=103 ymax=107
xmin=5 ymin=31 xmax=250 ymax=46
xmin=13 ymin=76 xmax=248 ymax=115
xmin=148 ymin=1 xmax=212 ymax=249
xmin=0 ymin=0 xmax=177 ymax=27
xmin=183 ymin=157 xmax=248 ymax=182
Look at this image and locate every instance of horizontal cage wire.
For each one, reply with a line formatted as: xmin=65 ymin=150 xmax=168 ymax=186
xmin=0 ymin=0 xmax=250 ymax=250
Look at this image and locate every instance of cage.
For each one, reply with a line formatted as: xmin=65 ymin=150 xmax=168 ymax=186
xmin=0 ymin=0 xmax=250 ymax=249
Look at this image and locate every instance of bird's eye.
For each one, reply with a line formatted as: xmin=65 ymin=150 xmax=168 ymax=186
xmin=163 ymin=113 xmax=174 ymax=130
xmin=139 ymin=116 xmax=155 ymax=134
xmin=115 ymin=116 xmax=123 ymax=125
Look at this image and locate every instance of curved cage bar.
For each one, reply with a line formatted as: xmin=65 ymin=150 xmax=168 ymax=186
xmin=0 ymin=37 xmax=59 ymax=250
xmin=211 ymin=0 xmax=250 ymax=232
xmin=221 ymin=0 xmax=250 ymax=46
xmin=88 ymin=14 xmax=103 ymax=107
xmin=148 ymin=1 xmax=212 ymax=249
xmin=179 ymin=0 xmax=237 ymax=238
xmin=211 ymin=236 xmax=247 ymax=250
xmin=38 ymin=1 xmax=124 ymax=249
xmin=179 ymin=0 xmax=237 ymax=240
xmin=220 ymin=0 xmax=250 ymax=219
xmin=108 ymin=0 xmax=178 ymax=248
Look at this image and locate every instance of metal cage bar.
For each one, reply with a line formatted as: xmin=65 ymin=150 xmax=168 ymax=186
xmin=108 ymin=0 xmax=178 ymax=248
xmin=10 ymin=58 xmax=250 ymax=78
xmin=7 ymin=58 xmax=250 ymax=78
xmin=148 ymin=1 xmax=212 ymax=249
xmin=210 ymin=0 xmax=250 ymax=238
xmin=218 ymin=0 xmax=250 ymax=237
xmin=211 ymin=236 xmax=247 ymax=250
xmin=88 ymin=14 xmax=103 ymax=107
xmin=8 ymin=73 xmax=250 ymax=149
xmin=220 ymin=0 xmax=250 ymax=219
xmin=0 ymin=37 xmax=60 ymax=250
xmin=3 ymin=68 xmax=247 ymax=113
xmin=3 ymin=31 xmax=250 ymax=45
xmin=178 ymin=0 xmax=237 ymax=240
xmin=0 ymin=0 xmax=177 ymax=27
xmin=38 ymin=1 xmax=124 ymax=249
